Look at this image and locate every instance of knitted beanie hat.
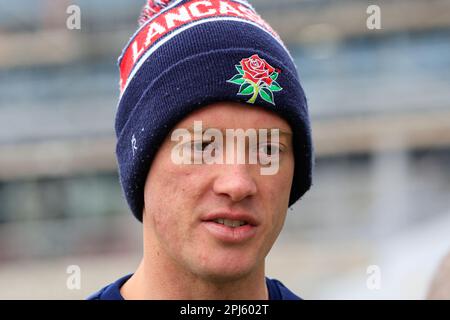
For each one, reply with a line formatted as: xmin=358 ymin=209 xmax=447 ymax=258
xmin=115 ymin=0 xmax=314 ymax=222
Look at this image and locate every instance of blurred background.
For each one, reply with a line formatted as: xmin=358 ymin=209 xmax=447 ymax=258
xmin=1 ymin=0 xmax=450 ymax=299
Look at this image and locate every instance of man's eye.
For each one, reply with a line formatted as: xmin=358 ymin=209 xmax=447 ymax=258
xmin=193 ymin=141 xmax=211 ymax=152
xmin=259 ymin=144 xmax=280 ymax=156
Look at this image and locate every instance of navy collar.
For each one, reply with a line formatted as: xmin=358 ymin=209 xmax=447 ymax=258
xmin=87 ymin=274 xmax=301 ymax=300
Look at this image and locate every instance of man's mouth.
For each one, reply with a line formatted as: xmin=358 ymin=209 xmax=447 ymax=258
xmin=201 ymin=212 xmax=259 ymax=243
xmin=212 ymin=218 xmax=248 ymax=227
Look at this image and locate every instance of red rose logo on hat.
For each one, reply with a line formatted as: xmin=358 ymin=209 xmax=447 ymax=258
xmin=227 ymin=54 xmax=282 ymax=105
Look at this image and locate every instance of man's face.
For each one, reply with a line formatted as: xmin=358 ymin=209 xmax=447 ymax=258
xmin=142 ymin=102 xmax=294 ymax=282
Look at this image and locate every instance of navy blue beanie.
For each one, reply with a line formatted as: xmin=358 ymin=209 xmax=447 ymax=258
xmin=115 ymin=0 xmax=314 ymax=222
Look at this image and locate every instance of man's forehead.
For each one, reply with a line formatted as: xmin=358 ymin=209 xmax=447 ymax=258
xmin=175 ymin=102 xmax=292 ymax=129
xmin=183 ymin=125 xmax=293 ymax=137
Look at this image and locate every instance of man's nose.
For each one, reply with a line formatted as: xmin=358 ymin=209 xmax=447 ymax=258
xmin=212 ymin=164 xmax=258 ymax=203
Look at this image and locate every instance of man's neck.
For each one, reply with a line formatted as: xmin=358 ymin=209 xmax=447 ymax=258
xmin=120 ymin=254 xmax=268 ymax=300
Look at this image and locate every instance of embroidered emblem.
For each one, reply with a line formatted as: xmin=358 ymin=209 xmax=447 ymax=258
xmin=227 ymin=54 xmax=282 ymax=105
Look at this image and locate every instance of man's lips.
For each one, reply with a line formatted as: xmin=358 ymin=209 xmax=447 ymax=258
xmin=200 ymin=210 xmax=260 ymax=243
xmin=200 ymin=211 xmax=259 ymax=227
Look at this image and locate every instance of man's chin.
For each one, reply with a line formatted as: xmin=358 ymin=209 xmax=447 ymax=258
xmin=194 ymin=262 xmax=257 ymax=284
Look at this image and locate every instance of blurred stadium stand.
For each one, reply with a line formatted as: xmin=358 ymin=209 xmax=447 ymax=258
xmin=0 ymin=0 xmax=450 ymax=299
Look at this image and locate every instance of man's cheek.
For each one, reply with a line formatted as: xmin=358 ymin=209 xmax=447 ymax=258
xmin=153 ymin=210 xmax=184 ymax=247
xmin=158 ymin=169 xmax=187 ymax=196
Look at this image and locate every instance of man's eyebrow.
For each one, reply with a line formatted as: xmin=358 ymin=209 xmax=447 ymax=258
xmin=184 ymin=127 xmax=293 ymax=136
xmin=262 ymin=128 xmax=293 ymax=136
